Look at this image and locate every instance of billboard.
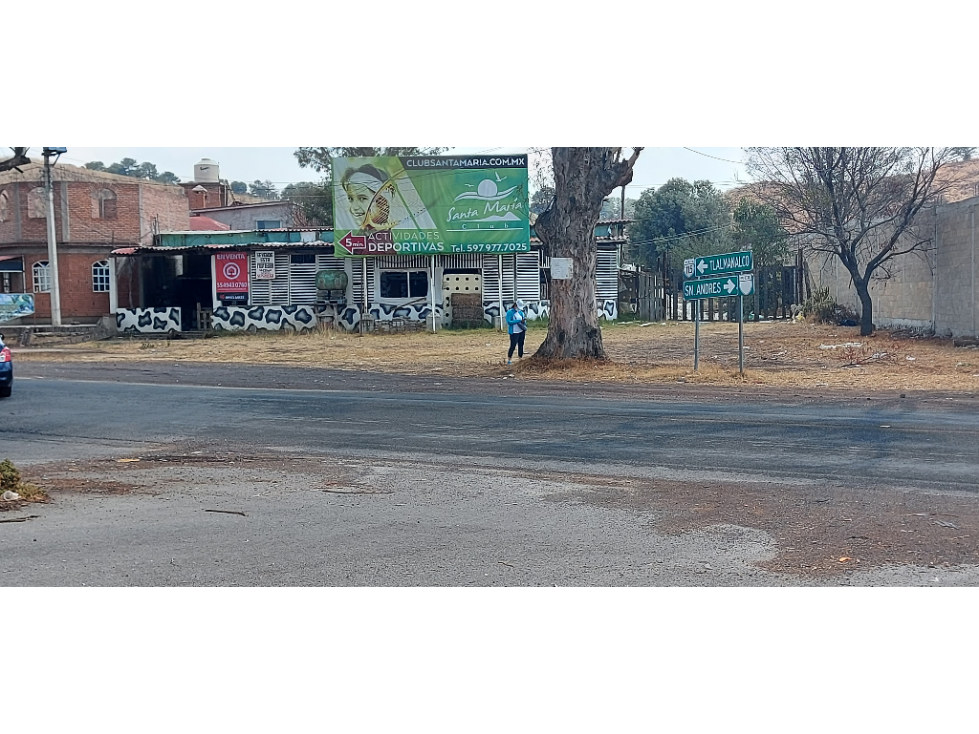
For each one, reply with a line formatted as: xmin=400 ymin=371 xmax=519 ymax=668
xmin=0 ymin=294 xmax=34 ymax=323
xmin=333 ymin=155 xmax=530 ymax=257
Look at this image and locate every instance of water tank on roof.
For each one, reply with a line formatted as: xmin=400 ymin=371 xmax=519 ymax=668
xmin=194 ymin=158 xmax=220 ymax=184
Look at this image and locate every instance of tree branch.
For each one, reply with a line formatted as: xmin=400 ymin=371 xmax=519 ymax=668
xmin=0 ymin=147 xmax=30 ymax=174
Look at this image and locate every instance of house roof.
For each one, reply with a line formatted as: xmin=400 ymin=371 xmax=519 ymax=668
xmin=0 ymin=161 xmax=185 ymax=190
xmin=190 ymin=215 xmax=231 ymax=232
xmin=190 ymin=200 xmax=294 ymax=214
xmin=190 ymin=215 xmax=231 ymax=231
xmin=112 ymin=241 xmax=332 ymax=256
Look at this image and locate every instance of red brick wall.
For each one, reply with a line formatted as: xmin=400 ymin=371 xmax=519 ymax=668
xmin=180 ymin=182 xmax=228 ymax=209
xmin=65 ymin=181 xmax=143 ymax=244
xmin=1 ymin=179 xmax=191 ymax=247
xmin=140 ymin=184 xmax=191 ymax=243
xmin=0 ymin=185 xmax=15 ymax=243
xmin=21 ymin=250 xmax=111 ymax=323
xmin=0 ymin=182 xmax=62 ymax=244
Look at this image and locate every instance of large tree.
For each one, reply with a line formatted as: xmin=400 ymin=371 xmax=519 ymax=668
xmin=0 ymin=147 xmax=30 ymax=174
xmin=281 ymin=181 xmax=333 ymax=227
xmin=746 ymin=147 xmax=958 ymax=336
xmin=249 ymin=180 xmax=280 ymax=200
xmin=628 ymin=178 xmax=732 ymax=268
xmin=533 ymin=147 xmax=643 ymax=361
xmin=730 ymin=198 xmax=789 ymax=267
xmin=295 ymin=147 xmax=448 ymax=174
xmin=85 ymin=157 xmax=181 ymax=184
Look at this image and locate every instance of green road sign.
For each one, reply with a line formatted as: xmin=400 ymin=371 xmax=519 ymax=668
xmin=684 ymin=251 xmax=754 ymax=280
xmin=683 ymin=273 xmax=755 ymax=300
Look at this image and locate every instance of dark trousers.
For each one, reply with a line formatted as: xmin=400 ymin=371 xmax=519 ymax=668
xmin=508 ymin=330 xmax=527 ymax=359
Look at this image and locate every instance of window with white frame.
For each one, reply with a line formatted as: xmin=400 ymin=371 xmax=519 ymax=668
xmin=92 ymin=260 xmax=110 ymax=292
xmin=33 ymin=260 xmax=51 ymax=293
xmin=0 ymin=190 xmax=9 ymax=223
xmin=379 ymin=270 xmax=428 ymax=300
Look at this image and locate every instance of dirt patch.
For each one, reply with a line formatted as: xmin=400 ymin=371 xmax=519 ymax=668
xmin=16 ymin=322 xmax=979 ymax=393
xmin=559 ymin=473 xmax=979 ymax=577
xmin=37 ymin=477 xmax=137 ymax=496
xmin=0 ymin=499 xmax=31 ymax=513
xmin=26 ymin=449 xmax=364 ymax=497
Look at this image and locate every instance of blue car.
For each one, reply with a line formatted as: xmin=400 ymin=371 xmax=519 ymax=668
xmin=0 ymin=332 xmax=11 ymax=399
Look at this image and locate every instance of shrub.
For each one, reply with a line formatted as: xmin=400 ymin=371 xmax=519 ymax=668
xmin=801 ymin=287 xmax=859 ymax=325
xmin=0 ymin=459 xmax=21 ymax=490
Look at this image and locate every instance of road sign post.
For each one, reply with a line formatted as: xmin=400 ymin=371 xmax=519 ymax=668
xmin=739 ymin=294 xmax=745 ymax=375
xmin=694 ymin=304 xmax=700 ymax=371
xmin=684 ymin=251 xmax=754 ymax=374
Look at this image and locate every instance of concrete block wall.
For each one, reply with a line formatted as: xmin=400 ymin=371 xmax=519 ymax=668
xmin=806 ymin=199 xmax=979 ymax=337
xmin=935 ymin=200 xmax=979 ymax=337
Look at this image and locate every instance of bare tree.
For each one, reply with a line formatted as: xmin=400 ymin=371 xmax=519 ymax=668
xmin=533 ymin=147 xmax=643 ymax=361
xmin=746 ymin=147 xmax=958 ymax=336
xmin=0 ymin=147 xmax=30 ymax=174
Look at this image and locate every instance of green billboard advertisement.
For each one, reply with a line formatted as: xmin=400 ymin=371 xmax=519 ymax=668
xmin=332 ymin=155 xmax=530 ymax=257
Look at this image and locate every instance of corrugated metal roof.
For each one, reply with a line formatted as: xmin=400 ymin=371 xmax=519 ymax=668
xmin=159 ymin=227 xmax=331 ymax=236
xmin=597 ymin=218 xmax=634 ymax=226
xmin=113 ymin=241 xmax=333 ymax=256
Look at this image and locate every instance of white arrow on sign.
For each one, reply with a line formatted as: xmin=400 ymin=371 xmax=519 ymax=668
xmin=724 ymin=279 xmax=736 ymax=294
xmin=697 ymin=260 xmax=709 ymax=275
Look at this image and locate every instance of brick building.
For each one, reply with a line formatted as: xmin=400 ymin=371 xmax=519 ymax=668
xmin=0 ymin=162 xmax=191 ymax=324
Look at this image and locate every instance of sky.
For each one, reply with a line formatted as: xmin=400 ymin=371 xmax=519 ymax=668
xmin=39 ymin=147 xmax=749 ymax=196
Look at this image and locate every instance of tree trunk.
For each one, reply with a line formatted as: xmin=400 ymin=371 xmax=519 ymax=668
xmin=536 ymin=185 xmax=605 ymax=359
xmin=855 ymin=279 xmax=875 ymax=336
xmin=533 ymin=147 xmax=642 ymax=361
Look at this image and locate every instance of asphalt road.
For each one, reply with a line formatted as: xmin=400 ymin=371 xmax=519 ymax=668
xmin=4 ymin=367 xmax=979 ymax=492
xmin=3 ymin=363 xmax=979 ymax=586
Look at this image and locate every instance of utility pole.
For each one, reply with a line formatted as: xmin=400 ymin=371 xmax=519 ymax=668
xmin=42 ymin=147 xmax=67 ymax=327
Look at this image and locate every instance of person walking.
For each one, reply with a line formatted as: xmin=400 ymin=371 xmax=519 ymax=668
xmin=506 ymin=300 xmax=528 ymax=365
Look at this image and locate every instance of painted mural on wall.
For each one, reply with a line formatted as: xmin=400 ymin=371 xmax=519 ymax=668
xmin=599 ymin=299 xmax=618 ymax=321
xmin=116 ymin=308 xmax=182 ymax=334
xmin=480 ymin=300 xmax=616 ymax=325
xmin=481 ymin=300 xmax=550 ymax=325
xmin=0 ymin=294 xmax=34 ymax=323
xmin=328 ymin=305 xmax=362 ymax=332
xmin=370 ymin=302 xmax=444 ymax=324
xmin=212 ymin=305 xmax=317 ymax=333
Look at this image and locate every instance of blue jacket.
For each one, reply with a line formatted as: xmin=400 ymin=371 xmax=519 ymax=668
xmin=506 ymin=307 xmax=527 ymax=335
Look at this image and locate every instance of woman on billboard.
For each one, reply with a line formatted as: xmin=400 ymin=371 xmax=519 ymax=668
xmin=340 ymin=164 xmax=398 ymax=232
xmin=339 ymin=161 xmax=436 ymax=234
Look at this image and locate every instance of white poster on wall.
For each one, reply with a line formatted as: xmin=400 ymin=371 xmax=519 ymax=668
xmin=551 ymin=258 xmax=574 ymax=280
xmin=255 ymin=252 xmax=276 ymax=280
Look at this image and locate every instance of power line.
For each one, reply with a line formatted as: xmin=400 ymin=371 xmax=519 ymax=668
xmin=682 ymin=147 xmax=747 ymax=165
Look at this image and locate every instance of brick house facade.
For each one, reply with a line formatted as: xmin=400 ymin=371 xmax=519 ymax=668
xmin=0 ymin=162 xmax=190 ymax=324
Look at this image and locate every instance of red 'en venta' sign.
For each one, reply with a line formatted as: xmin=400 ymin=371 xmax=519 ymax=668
xmin=215 ymin=253 xmax=249 ymax=303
